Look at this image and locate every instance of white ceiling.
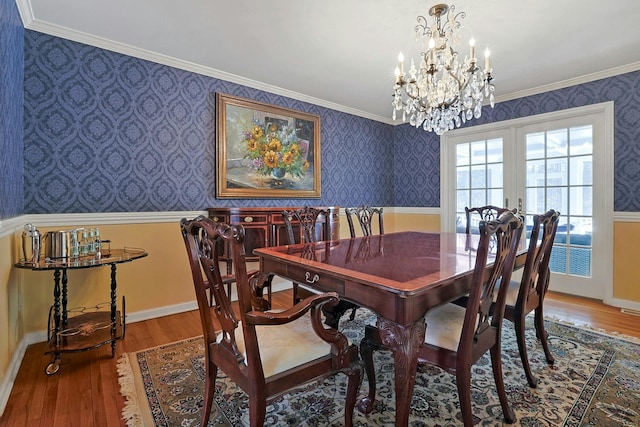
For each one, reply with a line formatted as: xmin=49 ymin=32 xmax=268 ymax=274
xmin=18 ymin=0 xmax=640 ymax=124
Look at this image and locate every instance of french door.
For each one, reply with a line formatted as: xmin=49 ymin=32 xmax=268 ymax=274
xmin=441 ymin=103 xmax=613 ymax=300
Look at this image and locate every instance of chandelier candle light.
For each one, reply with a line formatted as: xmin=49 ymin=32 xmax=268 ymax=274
xmin=392 ymin=3 xmax=495 ymax=135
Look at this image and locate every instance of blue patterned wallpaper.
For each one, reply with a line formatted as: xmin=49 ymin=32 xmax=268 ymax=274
xmin=0 ymin=0 xmax=24 ymax=219
xmin=393 ymin=70 xmax=640 ymax=209
xmin=23 ymin=31 xmax=394 ymax=213
xmin=20 ymin=30 xmax=640 ymax=213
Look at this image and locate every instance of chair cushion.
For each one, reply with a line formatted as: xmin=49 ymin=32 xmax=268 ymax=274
xmin=424 ymin=303 xmax=467 ymax=352
xmin=503 ymin=279 xmax=521 ymax=307
xmin=219 ymin=313 xmax=334 ymax=378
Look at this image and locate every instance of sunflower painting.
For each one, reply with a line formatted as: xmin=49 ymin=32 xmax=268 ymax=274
xmin=216 ymin=93 xmax=320 ymax=198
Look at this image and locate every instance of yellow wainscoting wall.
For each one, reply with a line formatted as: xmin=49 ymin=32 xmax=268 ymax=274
xmin=613 ymin=221 xmax=640 ymax=302
xmin=0 ymin=232 xmax=20 ymax=393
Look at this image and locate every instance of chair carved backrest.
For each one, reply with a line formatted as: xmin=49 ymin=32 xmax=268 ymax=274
xmin=465 ymin=205 xmax=511 ymax=235
xmin=345 ymin=206 xmax=384 ymax=237
xmin=461 ymin=211 xmax=523 ymax=353
xmin=516 ymin=209 xmax=560 ymax=310
xmin=282 ymin=206 xmax=330 ymax=244
xmin=180 ymin=217 xmax=246 ymax=364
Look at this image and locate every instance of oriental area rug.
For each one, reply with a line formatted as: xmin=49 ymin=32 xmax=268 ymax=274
xmin=118 ymin=310 xmax=640 ymax=426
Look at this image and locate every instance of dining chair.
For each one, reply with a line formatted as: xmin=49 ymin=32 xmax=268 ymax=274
xmin=503 ymin=209 xmax=560 ymax=388
xmin=345 ymin=206 xmax=384 ymax=237
xmin=342 ymin=206 xmax=385 ymax=321
xmin=282 ymin=206 xmax=332 ymax=304
xmin=181 ymin=216 xmax=362 ymax=427
xmin=465 ymin=205 xmax=511 ymax=235
xmin=282 ymin=206 xmax=355 ymax=328
xmin=360 ymin=210 xmax=523 ymax=426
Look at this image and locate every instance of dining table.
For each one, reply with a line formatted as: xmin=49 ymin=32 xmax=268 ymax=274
xmin=254 ymin=230 xmax=527 ymax=426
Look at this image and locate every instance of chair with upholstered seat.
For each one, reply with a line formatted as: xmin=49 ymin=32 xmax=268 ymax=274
xmin=465 ymin=205 xmax=511 ymax=234
xmin=360 ymin=210 xmax=523 ymax=426
xmin=345 ymin=206 xmax=384 ymax=237
xmin=503 ymin=209 xmax=560 ymax=388
xmin=181 ymin=216 xmax=362 ymax=427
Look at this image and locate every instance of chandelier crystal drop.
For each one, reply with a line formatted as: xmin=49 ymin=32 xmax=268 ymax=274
xmin=392 ymin=3 xmax=495 ymax=135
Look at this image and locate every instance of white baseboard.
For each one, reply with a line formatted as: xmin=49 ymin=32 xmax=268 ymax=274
xmin=0 ymin=330 xmax=46 ymax=416
xmin=605 ymin=297 xmax=640 ymax=313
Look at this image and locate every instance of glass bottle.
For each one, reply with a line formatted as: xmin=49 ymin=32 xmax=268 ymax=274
xmin=88 ymin=228 xmax=95 ymax=255
xmin=94 ymin=227 xmax=102 ymax=259
xmin=70 ymin=230 xmax=79 ymax=258
xmin=80 ymin=229 xmax=89 ymax=256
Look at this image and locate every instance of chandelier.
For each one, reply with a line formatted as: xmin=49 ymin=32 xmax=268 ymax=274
xmin=392 ymin=3 xmax=495 ymax=135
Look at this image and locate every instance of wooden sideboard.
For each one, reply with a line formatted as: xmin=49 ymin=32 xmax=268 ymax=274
xmin=207 ymin=206 xmax=340 ymax=274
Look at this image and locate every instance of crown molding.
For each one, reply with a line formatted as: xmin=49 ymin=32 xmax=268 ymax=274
xmin=16 ymin=4 xmax=393 ymax=125
xmin=494 ymin=62 xmax=640 ymax=104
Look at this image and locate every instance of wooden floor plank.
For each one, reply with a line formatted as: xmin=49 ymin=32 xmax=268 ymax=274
xmin=0 ymin=289 xmax=638 ymax=426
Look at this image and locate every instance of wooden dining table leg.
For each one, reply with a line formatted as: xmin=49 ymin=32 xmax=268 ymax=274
xmin=377 ymin=316 xmax=426 ymax=426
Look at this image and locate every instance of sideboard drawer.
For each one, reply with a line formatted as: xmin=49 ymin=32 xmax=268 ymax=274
xmin=209 ymin=214 xmax=229 ymax=223
xmin=229 ymin=213 xmax=269 ymax=224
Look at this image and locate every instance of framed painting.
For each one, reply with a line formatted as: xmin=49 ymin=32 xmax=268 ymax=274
xmin=216 ymin=93 xmax=321 ymax=198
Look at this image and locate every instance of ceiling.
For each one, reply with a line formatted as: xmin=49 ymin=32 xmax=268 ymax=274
xmin=18 ymin=0 xmax=640 ymax=124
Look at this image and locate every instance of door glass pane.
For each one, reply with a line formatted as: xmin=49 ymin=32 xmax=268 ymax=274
xmin=547 ymin=129 xmax=568 ymax=157
xmin=456 ymin=190 xmax=469 ymax=212
xmin=470 ymin=189 xmax=486 ymax=207
xmin=570 ymin=186 xmax=592 ymax=216
xmin=470 ymin=165 xmax=486 ymax=188
xmin=526 ymin=187 xmax=545 ymax=214
xmin=487 ymin=163 xmax=503 ymax=188
xmin=569 ymin=217 xmax=592 ymax=246
xmin=547 ymin=158 xmax=568 ymax=185
xmin=470 ymin=141 xmax=486 ymax=164
xmin=570 ymin=156 xmax=592 ymax=185
xmin=526 ymin=159 xmax=545 ymax=186
xmin=457 ymin=166 xmax=470 ymax=189
xmin=526 ymin=132 xmax=545 ymax=159
xmin=570 ymin=125 xmax=593 ymax=155
xmin=569 ymin=247 xmax=591 ymax=276
xmin=456 ymin=143 xmax=470 ymax=166
xmin=546 ymin=187 xmax=568 ymax=214
xmin=486 ymin=138 xmax=503 ymax=163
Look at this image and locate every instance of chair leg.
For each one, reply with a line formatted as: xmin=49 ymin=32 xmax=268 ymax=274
xmin=292 ymin=282 xmax=300 ymax=304
xmin=490 ymin=343 xmax=515 ymax=424
xmin=201 ymin=362 xmax=218 ymax=427
xmin=248 ymin=396 xmax=267 ymax=427
xmin=534 ymin=306 xmax=555 ymax=364
xmin=357 ymin=325 xmax=382 ymax=414
xmin=343 ymin=360 xmax=363 ymax=427
xmin=514 ymin=316 xmax=538 ymax=388
xmin=455 ymin=366 xmax=475 ymax=427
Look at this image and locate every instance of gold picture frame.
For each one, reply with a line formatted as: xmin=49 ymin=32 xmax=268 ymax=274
xmin=216 ymin=93 xmax=321 ymax=198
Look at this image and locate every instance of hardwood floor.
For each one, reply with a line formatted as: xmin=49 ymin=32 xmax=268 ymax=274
xmin=0 ymin=290 xmax=638 ymax=426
